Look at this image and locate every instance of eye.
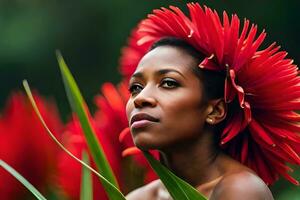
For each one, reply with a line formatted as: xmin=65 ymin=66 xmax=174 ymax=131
xmin=128 ymin=83 xmax=143 ymax=95
xmin=160 ymin=78 xmax=180 ymax=89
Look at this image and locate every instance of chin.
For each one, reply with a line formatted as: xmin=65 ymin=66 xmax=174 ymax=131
xmin=134 ymin=139 xmax=155 ymax=151
xmin=133 ymin=133 xmax=162 ymax=151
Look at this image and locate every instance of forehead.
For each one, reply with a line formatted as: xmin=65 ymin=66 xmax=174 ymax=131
xmin=134 ymin=46 xmax=198 ymax=74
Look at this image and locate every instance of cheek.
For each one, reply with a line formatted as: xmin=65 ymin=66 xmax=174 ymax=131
xmin=125 ymin=99 xmax=133 ymax=123
xmin=169 ymin=107 xmax=205 ymax=132
xmin=162 ymin=96 xmax=207 ymax=136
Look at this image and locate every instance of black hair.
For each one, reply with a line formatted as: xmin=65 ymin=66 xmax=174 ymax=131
xmin=150 ymin=37 xmax=240 ymax=146
xmin=150 ymin=37 xmax=226 ymax=100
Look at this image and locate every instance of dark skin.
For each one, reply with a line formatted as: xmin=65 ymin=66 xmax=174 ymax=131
xmin=126 ymin=46 xmax=274 ymax=200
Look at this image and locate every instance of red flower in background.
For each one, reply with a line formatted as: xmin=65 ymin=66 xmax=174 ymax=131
xmin=57 ymin=81 xmax=158 ymax=199
xmin=0 ymin=91 xmax=63 ymax=200
xmin=94 ymin=82 xmax=158 ymax=184
xmin=57 ymin=115 xmax=123 ymax=200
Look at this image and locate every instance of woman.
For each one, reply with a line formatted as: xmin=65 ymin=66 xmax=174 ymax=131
xmin=119 ymin=3 xmax=300 ymax=199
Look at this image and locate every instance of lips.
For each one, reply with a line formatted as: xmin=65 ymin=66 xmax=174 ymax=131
xmin=130 ymin=113 xmax=159 ymax=129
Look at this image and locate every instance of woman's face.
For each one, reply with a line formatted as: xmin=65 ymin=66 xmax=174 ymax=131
xmin=126 ymin=46 xmax=212 ymax=151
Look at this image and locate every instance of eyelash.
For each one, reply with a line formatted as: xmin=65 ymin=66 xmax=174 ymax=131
xmin=160 ymin=78 xmax=180 ymax=88
xmin=128 ymin=78 xmax=180 ymax=95
xmin=128 ymin=83 xmax=143 ymax=95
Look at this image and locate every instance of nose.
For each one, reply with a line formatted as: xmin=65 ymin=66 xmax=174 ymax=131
xmin=133 ymin=86 xmax=157 ymax=108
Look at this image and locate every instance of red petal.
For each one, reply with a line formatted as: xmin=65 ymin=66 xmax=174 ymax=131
xmin=122 ymin=147 xmax=141 ymax=157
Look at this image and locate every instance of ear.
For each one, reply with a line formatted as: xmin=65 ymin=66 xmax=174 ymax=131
xmin=205 ymin=99 xmax=227 ymax=125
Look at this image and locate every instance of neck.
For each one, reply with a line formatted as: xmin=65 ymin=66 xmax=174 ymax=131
xmin=159 ymin=129 xmax=225 ymax=187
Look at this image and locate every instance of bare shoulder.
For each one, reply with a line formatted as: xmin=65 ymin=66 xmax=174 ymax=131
xmin=126 ymin=179 xmax=161 ymax=200
xmin=210 ymin=171 xmax=274 ymax=200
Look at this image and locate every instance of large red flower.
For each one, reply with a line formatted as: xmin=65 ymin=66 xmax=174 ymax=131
xmin=118 ymin=3 xmax=300 ymax=185
xmin=0 ymin=92 xmax=63 ymax=200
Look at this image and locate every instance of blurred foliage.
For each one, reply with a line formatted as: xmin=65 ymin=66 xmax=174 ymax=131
xmin=0 ymin=0 xmax=299 ymax=198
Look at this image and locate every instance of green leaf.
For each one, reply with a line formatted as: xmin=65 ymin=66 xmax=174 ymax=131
xmin=0 ymin=159 xmax=47 ymax=200
xmin=80 ymin=151 xmax=93 ymax=200
xmin=23 ymin=80 xmax=126 ymax=200
xmin=143 ymin=152 xmax=207 ymax=200
xmin=55 ymin=51 xmax=119 ymax=185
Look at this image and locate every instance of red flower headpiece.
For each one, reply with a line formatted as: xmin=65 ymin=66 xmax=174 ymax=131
xmin=119 ymin=3 xmax=300 ymax=185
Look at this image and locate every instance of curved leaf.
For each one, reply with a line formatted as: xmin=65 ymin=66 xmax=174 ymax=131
xmin=0 ymin=160 xmax=47 ymax=200
xmin=56 ymin=51 xmax=119 ymax=190
xmin=23 ymin=80 xmax=126 ymax=200
xmin=80 ymin=150 xmax=93 ymax=200
xmin=143 ymin=151 xmax=207 ymax=200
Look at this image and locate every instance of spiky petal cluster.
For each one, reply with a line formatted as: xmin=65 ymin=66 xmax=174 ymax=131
xmin=0 ymin=92 xmax=63 ymax=199
xmin=119 ymin=3 xmax=300 ymax=185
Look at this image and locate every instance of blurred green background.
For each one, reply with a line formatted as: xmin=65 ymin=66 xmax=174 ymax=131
xmin=0 ymin=0 xmax=299 ymax=198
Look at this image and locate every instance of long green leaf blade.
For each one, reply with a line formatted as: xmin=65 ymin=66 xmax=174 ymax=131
xmin=23 ymin=80 xmax=126 ymax=200
xmin=143 ymin=151 xmax=207 ymax=200
xmin=55 ymin=51 xmax=119 ymax=190
xmin=0 ymin=160 xmax=47 ymax=200
xmin=80 ymin=151 xmax=93 ymax=200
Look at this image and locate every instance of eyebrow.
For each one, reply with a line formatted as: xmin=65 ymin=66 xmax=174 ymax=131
xmin=131 ymin=68 xmax=186 ymax=79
